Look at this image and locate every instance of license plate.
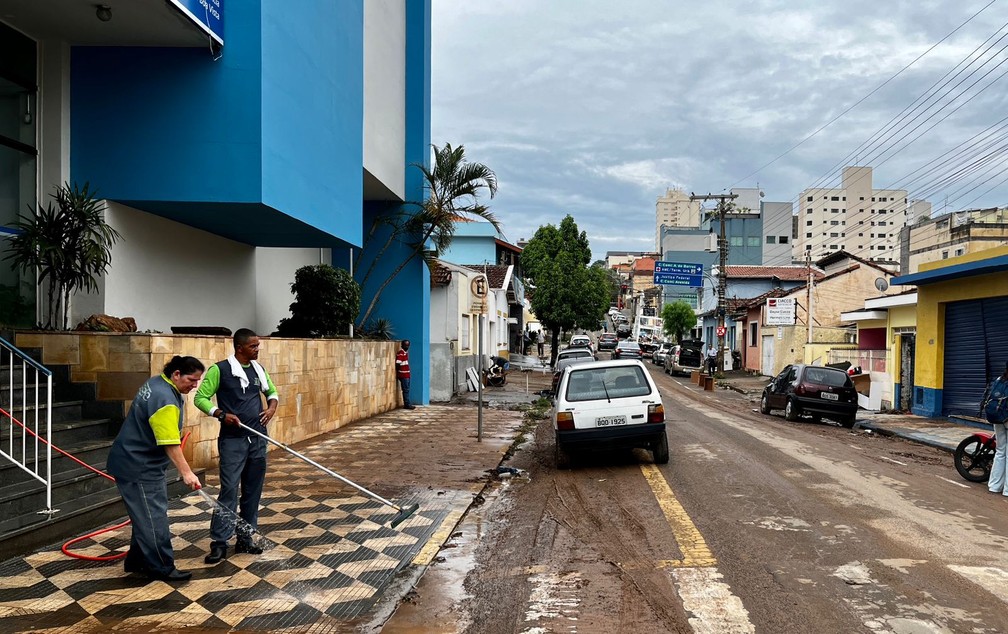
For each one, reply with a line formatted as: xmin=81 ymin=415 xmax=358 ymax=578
xmin=596 ymin=415 xmax=627 ymax=427
xmin=821 ymin=392 xmax=839 ymax=401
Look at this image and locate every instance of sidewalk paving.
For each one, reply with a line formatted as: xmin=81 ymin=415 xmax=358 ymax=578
xmin=0 ymin=402 xmax=526 ymax=633
xmin=717 ymin=371 xmax=988 ymax=453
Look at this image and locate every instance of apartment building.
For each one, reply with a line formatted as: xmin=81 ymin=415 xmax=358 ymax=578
xmin=794 ymin=166 xmax=908 ymax=266
xmin=655 ymin=187 xmax=702 ymax=249
xmin=900 ymin=206 xmax=1008 ymax=274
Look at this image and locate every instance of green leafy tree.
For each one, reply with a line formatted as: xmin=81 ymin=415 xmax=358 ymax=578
xmin=356 ymin=143 xmax=497 ymax=328
xmin=4 ymin=182 xmax=121 ymax=330
xmin=662 ymin=300 xmax=697 ymax=342
xmin=591 ymin=260 xmax=620 ymax=306
xmin=277 ymin=264 xmax=361 ymax=337
xmin=522 ymin=215 xmax=609 ymax=365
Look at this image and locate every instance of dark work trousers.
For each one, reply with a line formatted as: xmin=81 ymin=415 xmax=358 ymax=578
xmin=399 ymin=377 xmax=412 ymax=407
xmin=117 ymin=478 xmax=174 ymax=576
xmin=210 ymin=434 xmax=267 ymax=548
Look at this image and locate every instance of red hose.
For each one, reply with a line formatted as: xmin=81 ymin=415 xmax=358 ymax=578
xmin=1 ymin=406 xmax=191 ymax=561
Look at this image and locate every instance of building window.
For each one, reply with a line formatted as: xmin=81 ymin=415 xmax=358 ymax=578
xmin=807 ymin=196 xmax=813 ymax=201
xmin=747 ymin=236 xmax=760 ymax=247
xmin=830 ymin=232 xmax=839 ymax=237
xmin=806 ymin=245 xmax=812 ymax=251
xmin=778 ymin=236 xmax=788 ymax=244
xmin=806 ymin=232 xmax=812 ymax=238
xmin=860 ymin=196 xmax=865 ymax=200
xmin=749 ymin=321 xmax=758 ymax=347
xmin=831 ymin=208 xmax=839 ymax=213
xmin=806 ymin=207 xmax=813 ymax=214
xmin=806 ymin=220 xmax=813 ymax=226
xmin=942 ymin=251 xmax=948 ymax=259
xmin=830 ymin=220 xmax=839 ymax=226
xmin=730 ymin=236 xmax=743 ymax=246
xmin=830 ymin=244 xmax=839 ymax=249
xmin=831 ymin=196 xmax=839 ymax=201
xmin=766 ymin=235 xmax=776 ymax=244
xmin=955 ymin=247 xmax=964 ymax=256
xmin=461 ymin=315 xmax=471 ymax=349
xmin=858 ymin=232 xmax=863 ymax=237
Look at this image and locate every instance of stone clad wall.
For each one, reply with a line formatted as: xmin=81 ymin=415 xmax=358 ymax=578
xmin=15 ymin=332 xmax=399 ymax=469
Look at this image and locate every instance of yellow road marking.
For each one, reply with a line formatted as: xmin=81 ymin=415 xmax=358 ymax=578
xmin=412 ymin=508 xmax=465 ymax=566
xmin=640 ymin=464 xmax=716 ymax=568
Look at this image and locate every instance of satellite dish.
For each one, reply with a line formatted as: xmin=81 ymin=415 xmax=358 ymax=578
xmin=874 ymin=277 xmax=889 ymax=293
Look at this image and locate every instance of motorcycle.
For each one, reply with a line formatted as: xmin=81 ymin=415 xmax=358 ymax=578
xmin=954 ymin=432 xmax=996 ymax=482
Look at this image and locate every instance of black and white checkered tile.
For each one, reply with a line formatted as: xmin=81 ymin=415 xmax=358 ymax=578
xmin=0 ymin=485 xmax=461 ymax=633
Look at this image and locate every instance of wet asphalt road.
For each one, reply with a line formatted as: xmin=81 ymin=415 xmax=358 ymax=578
xmin=384 ymin=364 xmax=1008 ymax=633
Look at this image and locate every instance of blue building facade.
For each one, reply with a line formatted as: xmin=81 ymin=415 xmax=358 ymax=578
xmin=0 ymin=0 xmax=433 ymax=402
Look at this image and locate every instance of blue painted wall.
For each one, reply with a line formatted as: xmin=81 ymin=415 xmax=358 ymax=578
xmin=71 ymin=0 xmax=363 ymax=246
xmin=357 ymin=0 xmax=431 ymax=404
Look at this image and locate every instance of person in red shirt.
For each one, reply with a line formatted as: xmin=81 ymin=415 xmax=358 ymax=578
xmin=396 ymin=340 xmax=415 ymax=409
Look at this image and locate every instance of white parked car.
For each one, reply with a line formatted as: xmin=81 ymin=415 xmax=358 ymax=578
xmin=552 ymin=359 xmax=667 ymax=468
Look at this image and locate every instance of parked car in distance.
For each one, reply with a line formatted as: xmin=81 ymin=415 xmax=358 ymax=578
xmin=760 ymin=364 xmax=859 ymax=427
xmin=597 ymin=333 xmax=619 ymax=351
xmin=612 ymin=340 xmax=643 ymax=360
xmin=651 ymin=343 xmax=673 ymax=366
xmin=664 ymin=339 xmax=704 ymax=376
xmin=552 ymin=359 xmax=667 ymax=468
xmin=569 ymin=334 xmax=593 ymax=352
xmin=551 ymin=347 xmax=596 ymax=395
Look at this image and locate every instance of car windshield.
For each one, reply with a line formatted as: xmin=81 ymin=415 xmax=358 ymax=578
xmin=803 ymin=367 xmax=851 ymax=387
xmin=565 ymin=365 xmax=652 ymax=401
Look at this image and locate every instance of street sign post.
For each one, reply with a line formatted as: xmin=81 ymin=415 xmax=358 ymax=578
xmin=654 ymin=261 xmax=704 ymax=287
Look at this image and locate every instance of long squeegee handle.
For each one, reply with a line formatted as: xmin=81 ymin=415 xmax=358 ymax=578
xmin=236 ymin=421 xmax=401 ymax=512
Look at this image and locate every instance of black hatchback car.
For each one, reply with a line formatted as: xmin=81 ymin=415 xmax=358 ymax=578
xmin=760 ymin=364 xmax=859 ymax=427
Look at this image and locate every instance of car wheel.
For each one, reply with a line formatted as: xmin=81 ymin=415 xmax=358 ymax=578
xmin=759 ymin=393 xmax=771 ymax=415
xmin=784 ymin=398 xmax=800 ymax=421
xmin=840 ymin=413 xmax=857 ymax=429
xmin=555 ymin=440 xmax=571 ymax=470
xmin=652 ymin=433 xmax=669 ymax=464
xmin=811 ymin=414 xmax=822 ymax=424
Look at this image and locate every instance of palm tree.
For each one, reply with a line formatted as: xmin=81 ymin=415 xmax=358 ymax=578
xmin=356 ymin=143 xmax=498 ymax=328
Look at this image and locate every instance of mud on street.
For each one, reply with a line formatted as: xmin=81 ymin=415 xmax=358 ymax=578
xmin=385 ymin=368 xmax=1008 ymax=633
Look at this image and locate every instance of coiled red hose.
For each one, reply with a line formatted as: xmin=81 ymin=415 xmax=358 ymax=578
xmin=1 ymin=405 xmax=191 ymax=561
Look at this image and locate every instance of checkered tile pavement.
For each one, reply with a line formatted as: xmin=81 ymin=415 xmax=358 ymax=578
xmin=0 ymin=404 xmax=523 ymax=633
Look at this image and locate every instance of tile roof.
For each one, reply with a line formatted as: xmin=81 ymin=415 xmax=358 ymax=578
xmin=429 ymin=260 xmax=453 ymax=287
xmin=633 ymin=257 xmax=656 ymax=273
xmin=724 ymin=265 xmax=824 ymax=281
xmin=463 ymin=264 xmax=510 ymax=289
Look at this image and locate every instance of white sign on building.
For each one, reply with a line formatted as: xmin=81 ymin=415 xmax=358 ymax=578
xmin=766 ymin=297 xmax=796 ymax=326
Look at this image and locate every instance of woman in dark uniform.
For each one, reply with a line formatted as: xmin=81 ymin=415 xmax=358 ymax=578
xmin=107 ymin=355 xmax=204 ymax=582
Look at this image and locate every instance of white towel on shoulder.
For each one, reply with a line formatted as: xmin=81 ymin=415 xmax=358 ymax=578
xmin=227 ymin=355 xmax=269 ymax=394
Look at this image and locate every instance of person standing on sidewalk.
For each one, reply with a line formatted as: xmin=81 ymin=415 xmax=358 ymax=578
xmin=195 ymin=328 xmax=279 ymax=564
xmin=537 ymin=329 xmax=545 ymax=358
xmin=107 ymin=355 xmax=205 ymax=583
xmin=983 ymin=361 xmax=1008 ymax=496
xmin=396 ymin=339 xmax=415 ymax=409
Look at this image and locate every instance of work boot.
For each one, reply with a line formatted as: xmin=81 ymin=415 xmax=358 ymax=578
xmin=204 ymin=545 xmax=228 ymax=564
xmin=235 ymin=541 xmax=263 ymax=555
xmin=404 ymin=404 xmax=416 ymax=410
xmin=148 ymin=568 xmax=192 ymax=582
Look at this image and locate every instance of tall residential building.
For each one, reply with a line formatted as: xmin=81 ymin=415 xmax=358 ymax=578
xmin=655 ymin=187 xmax=702 ymax=249
xmin=794 ymin=166 xmax=908 ymax=265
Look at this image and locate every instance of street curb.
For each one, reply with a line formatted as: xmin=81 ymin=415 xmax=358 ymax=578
xmin=855 ymin=422 xmax=956 ymax=454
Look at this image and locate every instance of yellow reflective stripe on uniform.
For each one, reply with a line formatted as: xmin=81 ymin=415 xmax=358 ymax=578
xmin=149 ymin=404 xmax=182 ymax=446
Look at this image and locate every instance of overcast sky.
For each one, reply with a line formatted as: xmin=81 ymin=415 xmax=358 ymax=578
xmin=431 ymin=0 xmax=1008 ymax=262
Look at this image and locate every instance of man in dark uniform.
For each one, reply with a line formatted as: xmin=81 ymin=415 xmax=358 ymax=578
xmin=195 ymin=328 xmax=279 ymax=564
xmin=107 ymin=355 xmax=204 ymax=582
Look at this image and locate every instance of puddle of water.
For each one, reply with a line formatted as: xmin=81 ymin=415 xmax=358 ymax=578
xmin=383 ymin=481 xmax=509 ymax=632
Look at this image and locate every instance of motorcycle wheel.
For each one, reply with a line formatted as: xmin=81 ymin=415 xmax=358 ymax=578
xmin=954 ymin=435 xmax=993 ymax=482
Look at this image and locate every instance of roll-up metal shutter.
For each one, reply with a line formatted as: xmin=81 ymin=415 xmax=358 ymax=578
xmin=942 ymin=300 xmax=986 ymax=416
xmin=943 ymin=296 xmax=1008 ymax=416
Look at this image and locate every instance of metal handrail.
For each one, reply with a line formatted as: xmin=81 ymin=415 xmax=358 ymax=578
xmin=0 ymin=336 xmax=54 ymax=516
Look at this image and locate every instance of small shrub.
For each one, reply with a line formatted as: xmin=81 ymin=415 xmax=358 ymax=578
xmin=276 ymin=264 xmax=360 ymax=337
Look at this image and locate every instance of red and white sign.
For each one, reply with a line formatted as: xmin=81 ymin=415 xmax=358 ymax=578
xmin=716 ymin=325 xmax=727 ymax=337
xmin=766 ymin=297 xmax=796 ymax=326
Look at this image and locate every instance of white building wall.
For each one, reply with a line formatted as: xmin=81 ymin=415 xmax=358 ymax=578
xmin=363 ymin=0 xmax=406 ymax=200
xmin=254 ymin=247 xmax=330 ymax=336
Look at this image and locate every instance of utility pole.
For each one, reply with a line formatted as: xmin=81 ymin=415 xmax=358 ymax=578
xmin=806 ymin=251 xmax=814 ymax=344
xmin=691 ymin=192 xmax=738 ymax=372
